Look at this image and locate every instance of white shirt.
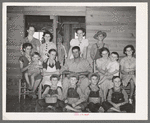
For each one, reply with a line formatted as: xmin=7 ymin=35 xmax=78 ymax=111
xmin=106 ymin=61 xmax=119 ymax=76
xmin=69 ymin=38 xmax=89 ymax=59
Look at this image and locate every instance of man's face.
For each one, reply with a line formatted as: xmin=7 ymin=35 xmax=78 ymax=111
xmin=72 ymin=49 xmax=80 ymax=58
xmin=27 ymin=27 xmax=35 ymax=36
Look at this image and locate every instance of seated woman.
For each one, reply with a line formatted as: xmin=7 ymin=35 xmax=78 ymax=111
xmin=96 ymin=47 xmax=113 ymax=100
xmin=120 ymin=45 xmax=136 ymax=104
xmin=19 ymin=43 xmax=42 ymax=93
xmin=41 ymin=49 xmax=62 ymax=88
xmin=68 ymin=28 xmax=89 ymax=59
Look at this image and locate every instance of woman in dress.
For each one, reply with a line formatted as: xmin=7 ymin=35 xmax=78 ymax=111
xmin=68 ymin=28 xmax=89 ymax=59
xmin=96 ymin=47 xmax=113 ymax=100
xmin=120 ymin=45 xmax=136 ymax=104
xmin=19 ymin=43 xmax=42 ymax=92
xmin=41 ymin=49 xmax=62 ymax=88
xmin=40 ymin=31 xmax=57 ymax=61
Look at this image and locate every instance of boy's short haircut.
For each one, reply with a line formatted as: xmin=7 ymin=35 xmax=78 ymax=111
xmin=26 ymin=25 xmax=36 ymax=31
xmin=69 ymin=73 xmax=79 ymax=80
xmin=32 ymin=52 xmax=41 ymax=57
xmin=22 ymin=43 xmax=33 ymax=52
xmin=111 ymin=52 xmax=119 ymax=61
xmin=112 ymin=76 xmax=121 ymax=82
xmin=72 ymin=46 xmax=80 ymax=52
xmin=89 ymin=73 xmax=100 ymax=81
xmin=50 ymin=74 xmax=60 ymax=81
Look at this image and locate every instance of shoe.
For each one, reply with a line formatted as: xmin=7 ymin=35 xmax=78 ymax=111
xmin=129 ymin=98 xmax=133 ymax=104
xmin=98 ymin=107 xmax=104 ymax=113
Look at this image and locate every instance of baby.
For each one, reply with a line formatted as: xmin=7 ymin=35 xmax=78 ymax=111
xmin=99 ymin=52 xmax=119 ymax=85
xmin=24 ymin=52 xmax=42 ymax=90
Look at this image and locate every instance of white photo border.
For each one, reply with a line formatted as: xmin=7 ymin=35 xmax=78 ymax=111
xmin=3 ymin=2 xmax=148 ymax=120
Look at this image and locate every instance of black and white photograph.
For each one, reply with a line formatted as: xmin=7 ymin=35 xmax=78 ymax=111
xmin=3 ymin=2 xmax=148 ymax=120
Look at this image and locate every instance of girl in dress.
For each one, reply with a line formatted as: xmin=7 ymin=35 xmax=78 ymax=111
xmin=40 ymin=31 xmax=57 ymax=61
xmin=120 ymin=45 xmax=136 ymax=104
xmin=68 ymin=28 xmax=89 ymax=59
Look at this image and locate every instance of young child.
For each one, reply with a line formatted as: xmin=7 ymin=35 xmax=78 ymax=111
xmin=84 ymin=73 xmax=104 ymax=112
xmin=99 ymin=52 xmax=119 ymax=85
xmin=24 ymin=52 xmax=42 ymax=90
xmin=36 ymin=74 xmax=64 ymax=112
xmin=102 ymin=76 xmax=133 ymax=113
xmin=63 ymin=73 xmax=87 ymax=112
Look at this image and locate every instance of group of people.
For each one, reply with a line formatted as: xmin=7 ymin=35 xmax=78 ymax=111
xmin=19 ymin=25 xmax=136 ymax=113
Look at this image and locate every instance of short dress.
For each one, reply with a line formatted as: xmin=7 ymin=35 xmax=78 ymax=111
xmin=120 ymin=56 xmax=136 ymax=86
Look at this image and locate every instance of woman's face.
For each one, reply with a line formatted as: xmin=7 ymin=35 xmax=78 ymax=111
xmin=44 ymin=34 xmax=51 ymax=42
xmin=126 ymin=47 xmax=133 ymax=56
xmin=49 ymin=51 xmax=56 ymax=60
xmin=97 ymin=34 xmax=104 ymax=41
xmin=101 ymin=50 xmax=109 ymax=58
xmin=77 ymin=30 xmax=84 ymax=38
xmin=24 ymin=46 xmax=32 ymax=55
xmin=27 ymin=27 xmax=35 ymax=36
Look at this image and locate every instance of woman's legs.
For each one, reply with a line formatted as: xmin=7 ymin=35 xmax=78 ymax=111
xmin=24 ymin=72 xmax=31 ymax=89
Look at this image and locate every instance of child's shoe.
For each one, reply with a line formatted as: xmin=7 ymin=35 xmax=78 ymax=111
xmin=129 ymin=98 xmax=133 ymax=104
xmin=98 ymin=107 xmax=104 ymax=113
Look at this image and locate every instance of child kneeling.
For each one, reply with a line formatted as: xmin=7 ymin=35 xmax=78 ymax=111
xmin=36 ymin=74 xmax=64 ymax=112
xmin=63 ymin=73 xmax=87 ymax=112
xmin=85 ymin=73 xmax=104 ymax=112
xmin=102 ymin=76 xmax=133 ymax=113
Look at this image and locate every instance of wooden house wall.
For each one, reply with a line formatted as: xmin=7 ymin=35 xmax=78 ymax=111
xmin=6 ymin=6 xmax=136 ymax=96
xmin=86 ymin=7 xmax=136 ymax=64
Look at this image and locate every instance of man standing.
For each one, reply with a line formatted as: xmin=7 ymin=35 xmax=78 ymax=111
xmin=61 ymin=46 xmax=92 ymax=98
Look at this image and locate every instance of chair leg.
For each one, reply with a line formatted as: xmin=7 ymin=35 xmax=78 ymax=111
xmin=19 ymin=79 xmax=21 ymax=103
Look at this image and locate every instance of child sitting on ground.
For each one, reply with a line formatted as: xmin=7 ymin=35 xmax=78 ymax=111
xmin=99 ymin=52 xmax=119 ymax=85
xmin=84 ymin=73 xmax=104 ymax=112
xmin=24 ymin=52 xmax=42 ymax=90
xmin=102 ymin=76 xmax=133 ymax=113
xmin=36 ymin=74 xmax=64 ymax=112
xmin=63 ymin=73 xmax=87 ymax=112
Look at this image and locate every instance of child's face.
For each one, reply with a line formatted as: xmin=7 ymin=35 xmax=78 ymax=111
xmin=32 ymin=54 xmax=40 ymax=62
xmin=113 ymin=78 xmax=121 ymax=88
xmin=91 ymin=76 xmax=98 ymax=85
xmin=110 ymin=53 xmax=118 ymax=62
xmin=51 ymin=78 xmax=58 ymax=86
xmin=24 ymin=46 xmax=32 ymax=54
xmin=49 ymin=51 xmax=56 ymax=60
xmin=70 ymin=77 xmax=77 ymax=86
xmin=126 ymin=47 xmax=133 ymax=56
xmin=98 ymin=34 xmax=104 ymax=41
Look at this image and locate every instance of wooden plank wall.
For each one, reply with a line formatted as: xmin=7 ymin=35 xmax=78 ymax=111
xmin=7 ymin=13 xmax=24 ymax=95
xmin=86 ymin=7 xmax=136 ymax=64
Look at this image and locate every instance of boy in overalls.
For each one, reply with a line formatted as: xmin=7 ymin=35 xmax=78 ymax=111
xmin=102 ymin=76 xmax=133 ymax=113
xmin=85 ymin=73 xmax=104 ymax=112
xmin=63 ymin=73 xmax=87 ymax=112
